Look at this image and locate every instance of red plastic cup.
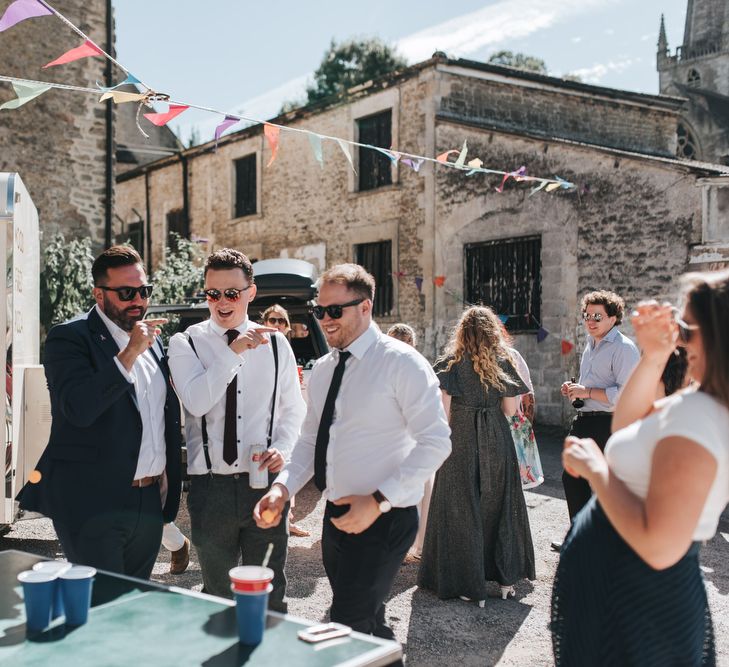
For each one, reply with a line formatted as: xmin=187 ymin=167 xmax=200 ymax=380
xmin=296 ymin=365 xmax=304 ymax=386
xmin=228 ymin=566 xmax=274 ymax=593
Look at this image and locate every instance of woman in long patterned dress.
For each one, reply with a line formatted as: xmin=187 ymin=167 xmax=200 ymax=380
xmin=418 ymin=306 xmax=536 ymax=605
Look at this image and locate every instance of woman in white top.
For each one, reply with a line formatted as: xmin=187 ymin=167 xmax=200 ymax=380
xmin=551 ymin=269 xmax=729 ymax=667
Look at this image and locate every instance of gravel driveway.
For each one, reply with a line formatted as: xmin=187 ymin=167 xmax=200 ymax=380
xmin=3 ymin=426 xmax=728 ymax=666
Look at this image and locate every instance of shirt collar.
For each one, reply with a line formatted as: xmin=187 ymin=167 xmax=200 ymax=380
xmin=208 ymin=315 xmax=250 ymax=337
xmin=589 ymin=325 xmax=620 ymax=348
xmin=341 ymin=321 xmax=379 ymax=360
xmin=95 ymin=304 xmax=129 ymax=342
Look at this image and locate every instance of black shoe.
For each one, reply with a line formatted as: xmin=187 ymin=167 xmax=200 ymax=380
xmin=550 ymin=541 xmax=562 ymax=552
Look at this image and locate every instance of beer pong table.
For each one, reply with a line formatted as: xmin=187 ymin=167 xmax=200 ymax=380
xmin=0 ymin=550 xmax=401 ymax=666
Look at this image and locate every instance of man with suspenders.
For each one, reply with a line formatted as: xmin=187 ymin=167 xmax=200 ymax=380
xmin=168 ymin=249 xmax=306 ymax=610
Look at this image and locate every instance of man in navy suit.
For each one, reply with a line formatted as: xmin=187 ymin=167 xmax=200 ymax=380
xmin=19 ymin=246 xmax=182 ymax=579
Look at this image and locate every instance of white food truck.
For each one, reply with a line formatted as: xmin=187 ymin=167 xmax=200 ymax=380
xmin=0 ymin=172 xmax=51 ymax=534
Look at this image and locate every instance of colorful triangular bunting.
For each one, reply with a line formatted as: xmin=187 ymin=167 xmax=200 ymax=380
xmin=561 ymin=339 xmax=574 ymax=355
xmin=0 ymin=81 xmax=50 ymax=110
xmin=43 ymin=40 xmax=104 ymax=69
xmin=143 ymin=104 xmax=189 ymax=127
xmin=214 ymin=115 xmax=239 ymax=148
xmin=308 ymin=133 xmax=323 ymax=168
xmin=264 ymin=123 xmax=280 ymax=167
xmin=0 ymin=0 xmax=51 ymax=33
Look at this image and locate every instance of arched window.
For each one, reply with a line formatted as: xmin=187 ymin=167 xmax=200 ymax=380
xmin=677 ymin=123 xmax=698 ymax=160
xmin=687 ymin=69 xmax=701 ymax=88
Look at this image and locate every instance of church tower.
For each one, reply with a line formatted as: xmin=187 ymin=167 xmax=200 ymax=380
xmin=657 ymin=0 xmax=729 ymax=164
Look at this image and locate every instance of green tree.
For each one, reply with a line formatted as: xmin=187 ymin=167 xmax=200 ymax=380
xmin=40 ymin=234 xmax=95 ymax=334
xmin=488 ymin=50 xmax=548 ymax=74
xmin=282 ymin=38 xmax=407 ymax=111
xmin=151 ymin=234 xmax=204 ymax=304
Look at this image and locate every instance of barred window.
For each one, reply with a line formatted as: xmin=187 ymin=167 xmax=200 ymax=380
xmin=357 ymin=110 xmax=392 ymax=192
xmin=234 ymin=154 xmax=257 ymax=218
xmin=166 ymin=208 xmax=187 ymax=250
xmin=464 ymin=236 xmax=541 ymax=332
xmin=127 ymin=221 xmax=144 ymax=258
xmin=354 ymin=240 xmax=393 ymax=317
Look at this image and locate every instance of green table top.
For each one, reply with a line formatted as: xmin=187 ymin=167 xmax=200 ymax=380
xmin=0 ymin=550 xmax=400 ymax=666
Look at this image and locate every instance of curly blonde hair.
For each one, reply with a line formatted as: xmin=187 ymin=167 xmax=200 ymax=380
xmin=439 ymin=306 xmax=517 ymax=392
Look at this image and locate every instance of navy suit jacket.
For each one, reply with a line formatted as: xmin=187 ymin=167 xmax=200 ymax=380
xmin=19 ymin=308 xmax=182 ymax=529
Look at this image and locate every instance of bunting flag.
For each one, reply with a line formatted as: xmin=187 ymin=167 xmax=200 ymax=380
xmin=401 ymin=157 xmax=424 ymax=172
xmin=336 ymin=138 xmax=356 ymax=173
xmin=467 ymin=157 xmax=483 ymax=170
xmin=0 ymin=80 xmax=50 ymax=110
xmin=546 ymin=182 xmax=561 ymax=192
xmin=496 ymin=165 xmax=527 ymax=193
xmin=263 ymin=123 xmax=280 ymax=167
xmin=433 ymin=276 xmax=446 ymax=287
xmin=43 ymin=40 xmax=104 ymax=69
xmin=373 ymin=146 xmax=399 ymax=164
xmin=308 ymin=133 xmax=323 ymax=168
xmin=143 ymin=104 xmax=189 ymax=127
xmin=393 ymin=270 xmax=406 ymax=279
xmin=99 ymin=90 xmax=145 ymax=104
xmin=214 ymin=115 xmax=239 ymax=148
xmin=436 ymin=149 xmax=459 ymax=163
xmin=561 ymin=339 xmax=574 ymax=355
xmin=529 ymin=180 xmax=549 ymax=197
xmin=97 ymin=73 xmax=141 ymax=92
xmin=497 ymin=314 xmax=509 ymax=324
xmin=414 ymin=276 xmax=423 ymax=292
xmin=0 ymin=0 xmax=51 ymax=33
xmin=537 ymin=327 xmax=549 ymax=343
xmin=454 ymin=140 xmax=468 ymax=168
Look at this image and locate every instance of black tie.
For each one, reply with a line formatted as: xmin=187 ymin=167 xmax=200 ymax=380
xmin=223 ymin=329 xmax=239 ymax=465
xmin=314 ymin=350 xmax=351 ymax=491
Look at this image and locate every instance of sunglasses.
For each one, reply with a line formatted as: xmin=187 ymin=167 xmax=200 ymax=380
xmin=204 ymin=286 xmax=251 ymax=302
xmin=582 ymin=312 xmax=605 ymax=322
xmin=99 ymin=284 xmax=154 ymax=301
xmin=675 ymin=316 xmax=699 ymax=344
xmin=312 ymin=298 xmax=365 ymax=320
xmin=266 ymin=317 xmax=288 ymax=326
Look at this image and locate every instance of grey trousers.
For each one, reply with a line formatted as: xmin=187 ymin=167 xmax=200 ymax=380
xmin=187 ymin=473 xmax=289 ymax=612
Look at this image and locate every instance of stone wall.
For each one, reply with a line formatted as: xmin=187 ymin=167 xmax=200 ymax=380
xmin=0 ymin=0 xmax=112 ymax=248
xmin=437 ymin=64 xmax=681 ymax=158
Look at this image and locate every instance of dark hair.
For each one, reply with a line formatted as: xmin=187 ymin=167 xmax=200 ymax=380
xmin=681 ymin=269 xmax=729 ymax=407
xmin=319 ymin=263 xmax=375 ymax=302
xmin=92 ymin=245 xmax=143 ymax=285
xmin=580 ymin=290 xmax=626 ymax=325
xmin=661 ymin=348 xmax=689 ymax=396
xmin=204 ymin=248 xmax=254 ymax=282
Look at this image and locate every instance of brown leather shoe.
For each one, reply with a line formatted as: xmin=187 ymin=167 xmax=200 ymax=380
xmin=169 ymin=537 xmax=190 ymax=574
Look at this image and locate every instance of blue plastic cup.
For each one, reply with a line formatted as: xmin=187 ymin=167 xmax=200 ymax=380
xmin=17 ymin=570 xmax=56 ymax=633
xmin=32 ymin=561 xmax=72 ymax=620
xmin=233 ymin=583 xmax=272 ymax=645
xmin=59 ymin=566 xmax=96 ymax=626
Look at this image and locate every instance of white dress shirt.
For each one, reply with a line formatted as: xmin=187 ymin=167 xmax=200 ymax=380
xmin=275 ymin=322 xmax=452 ymax=507
xmin=95 ymin=305 xmax=167 ymax=480
xmin=168 ymin=317 xmax=306 ymax=475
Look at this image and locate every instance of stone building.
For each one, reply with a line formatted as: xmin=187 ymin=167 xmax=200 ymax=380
xmin=0 ymin=0 xmax=179 ymax=252
xmin=115 ymin=54 xmax=729 ymax=425
xmin=657 ymin=0 xmax=729 ymax=164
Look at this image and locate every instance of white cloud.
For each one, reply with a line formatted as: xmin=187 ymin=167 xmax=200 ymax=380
xmin=568 ymin=56 xmax=639 ymax=83
xmin=604 ymin=28 xmax=615 ymax=35
xmin=571 ymin=36 xmax=583 ymax=43
xmin=640 ymin=33 xmax=655 ymax=42
xmin=396 ymin=0 xmax=616 ymax=61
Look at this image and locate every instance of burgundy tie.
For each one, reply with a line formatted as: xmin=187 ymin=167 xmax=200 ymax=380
xmin=223 ymin=329 xmax=239 ymax=465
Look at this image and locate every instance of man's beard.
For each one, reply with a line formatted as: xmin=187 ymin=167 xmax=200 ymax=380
xmin=102 ymin=295 xmax=146 ymax=332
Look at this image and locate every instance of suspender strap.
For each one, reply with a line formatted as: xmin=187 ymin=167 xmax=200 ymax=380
xmin=185 ymin=333 xmax=212 ymax=473
xmin=268 ymin=335 xmax=279 ymax=448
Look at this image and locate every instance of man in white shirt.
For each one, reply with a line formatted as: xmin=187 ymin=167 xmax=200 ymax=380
xmin=168 ymin=249 xmax=305 ymax=611
xmin=18 ymin=246 xmax=182 ymax=580
xmin=254 ymin=264 xmax=451 ymax=638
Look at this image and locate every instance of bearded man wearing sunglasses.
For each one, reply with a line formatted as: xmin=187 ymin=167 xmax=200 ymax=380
xmin=557 ymin=290 xmax=640 ymax=529
xmin=254 ymin=263 xmax=451 ymax=641
xmin=19 ymin=246 xmax=183 ymax=581
xmin=167 ymin=249 xmax=306 ymax=610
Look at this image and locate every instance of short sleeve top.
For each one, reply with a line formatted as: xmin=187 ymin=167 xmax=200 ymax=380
xmin=605 ymin=390 xmax=729 ymax=541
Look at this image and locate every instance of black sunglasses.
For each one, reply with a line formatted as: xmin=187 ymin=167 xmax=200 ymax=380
xmin=265 ymin=317 xmax=288 ymax=326
xmin=582 ymin=312 xmax=604 ymax=322
xmin=204 ymin=286 xmax=251 ymax=302
xmin=312 ymin=298 xmax=365 ymax=320
xmin=676 ymin=316 xmax=699 ymax=344
xmin=99 ymin=284 xmax=154 ymax=301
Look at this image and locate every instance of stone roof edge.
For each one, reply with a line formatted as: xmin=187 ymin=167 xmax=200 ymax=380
xmin=436 ymin=114 xmax=729 ymax=177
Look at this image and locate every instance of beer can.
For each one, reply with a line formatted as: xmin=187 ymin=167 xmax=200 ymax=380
xmin=248 ymin=444 xmax=269 ymax=489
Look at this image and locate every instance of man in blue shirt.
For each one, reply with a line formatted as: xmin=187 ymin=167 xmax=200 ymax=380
xmin=560 ymin=290 xmax=640 ymax=522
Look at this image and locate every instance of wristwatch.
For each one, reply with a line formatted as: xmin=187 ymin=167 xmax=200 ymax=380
xmin=372 ymin=490 xmax=392 ymax=513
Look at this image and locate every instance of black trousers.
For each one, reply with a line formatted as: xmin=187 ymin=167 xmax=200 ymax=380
xmin=561 ymin=413 xmax=613 ymax=521
xmin=322 ymin=501 xmax=418 ymax=639
xmin=53 ymin=483 xmax=163 ymax=580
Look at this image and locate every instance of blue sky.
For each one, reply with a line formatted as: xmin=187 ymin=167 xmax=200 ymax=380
xmin=114 ymin=0 xmax=688 ymax=144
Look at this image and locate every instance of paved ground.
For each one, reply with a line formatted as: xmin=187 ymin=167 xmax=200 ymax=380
xmin=3 ymin=426 xmax=729 ymax=666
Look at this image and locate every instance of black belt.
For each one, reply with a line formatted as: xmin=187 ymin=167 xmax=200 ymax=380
xmin=577 ymin=411 xmax=612 ymax=417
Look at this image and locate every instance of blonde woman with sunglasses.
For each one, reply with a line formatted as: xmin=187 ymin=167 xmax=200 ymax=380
xmin=552 ymin=270 xmax=729 ymax=666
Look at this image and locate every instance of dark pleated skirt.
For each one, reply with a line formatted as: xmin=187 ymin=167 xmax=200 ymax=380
xmin=551 ymin=497 xmax=715 ymax=667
